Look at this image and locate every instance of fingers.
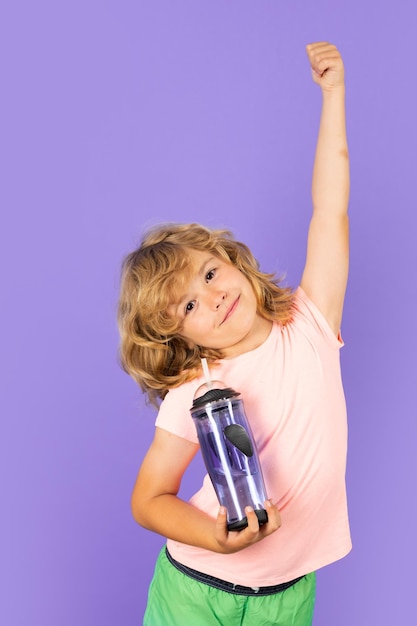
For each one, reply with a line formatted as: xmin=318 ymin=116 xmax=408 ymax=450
xmin=214 ymin=505 xmax=228 ymax=544
xmin=240 ymin=501 xmax=282 ymax=544
xmin=305 ymin=43 xmax=343 ymax=93
xmin=263 ymin=499 xmax=282 ymax=532
xmin=306 ymin=42 xmax=340 ymax=75
xmin=245 ymin=506 xmax=261 ymax=532
xmin=214 ymin=501 xmax=281 ymax=554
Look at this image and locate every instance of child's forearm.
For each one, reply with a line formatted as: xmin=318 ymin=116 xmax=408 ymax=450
xmin=134 ymin=492 xmax=281 ymax=555
xmin=134 ymin=492 xmax=222 ymax=552
xmin=312 ymin=87 xmax=349 ymax=217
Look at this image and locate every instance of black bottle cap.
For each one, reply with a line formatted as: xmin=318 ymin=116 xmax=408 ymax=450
xmin=191 ymin=387 xmax=239 ymax=410
xmin=227 ymin=508 xmax=268 ymax=531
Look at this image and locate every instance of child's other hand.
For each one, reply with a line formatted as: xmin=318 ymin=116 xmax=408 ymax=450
xmin=214 ymin=500 xmax=281 ymax=554
xmin=306 ymin=42 xmax=344 ymax=92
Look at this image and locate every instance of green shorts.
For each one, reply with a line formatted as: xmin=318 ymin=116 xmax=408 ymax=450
xmin=143 ymin=548 xmax=316 ymax=626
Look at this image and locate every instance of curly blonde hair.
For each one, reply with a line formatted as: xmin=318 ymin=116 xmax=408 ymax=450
xmin=117 ymin=223 xmax=294 ymax=405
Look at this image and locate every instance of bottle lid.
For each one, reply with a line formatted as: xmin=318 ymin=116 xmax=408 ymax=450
xmin=191 ymin=386 xmax=239 ymax=410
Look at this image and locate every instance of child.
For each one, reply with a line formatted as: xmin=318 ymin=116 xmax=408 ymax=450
xmin=118 ymin=42 xmax=351 ymax=626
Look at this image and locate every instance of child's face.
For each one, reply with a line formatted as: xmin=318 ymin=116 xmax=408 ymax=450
xmin=169 ymin=249 xmax=272 ymax=358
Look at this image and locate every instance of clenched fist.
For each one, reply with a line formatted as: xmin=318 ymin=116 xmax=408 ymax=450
xmin=306 ymin=42 xmax=345 ymax=92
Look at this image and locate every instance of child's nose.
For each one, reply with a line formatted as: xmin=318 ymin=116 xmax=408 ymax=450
xmin=213 ymin=291 xmax=226 ymax=310
xmin=203 ymin=289 xmax=226 ymax=310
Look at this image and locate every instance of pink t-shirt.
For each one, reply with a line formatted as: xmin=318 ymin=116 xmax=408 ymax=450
xmin=155 ymin=287 xmax=352 ymax=586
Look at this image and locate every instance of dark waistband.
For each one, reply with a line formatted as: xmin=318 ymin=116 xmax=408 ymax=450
xmin=165 ymin=548 xmax=304 ymax=597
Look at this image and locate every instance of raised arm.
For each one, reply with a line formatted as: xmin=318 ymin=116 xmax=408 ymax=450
xmin=300 ymin=42 xmax=350 ymax=336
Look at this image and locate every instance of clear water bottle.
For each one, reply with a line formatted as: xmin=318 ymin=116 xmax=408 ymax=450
xmin=191 ymin=381 xmax=269 ymax=531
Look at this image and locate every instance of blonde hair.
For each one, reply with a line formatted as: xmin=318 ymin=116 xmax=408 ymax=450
xmin=117 ymin=223 xmax=294 ymax=405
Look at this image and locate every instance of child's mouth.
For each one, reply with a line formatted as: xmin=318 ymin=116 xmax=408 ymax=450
xmin=221 ymin=296 xmax=240 ymax=324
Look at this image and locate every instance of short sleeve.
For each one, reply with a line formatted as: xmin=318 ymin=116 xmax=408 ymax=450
xmin=293 ymin=287 xmax=344 ymax=350
xmin=155 ymin=379 xmax=200 ymax=443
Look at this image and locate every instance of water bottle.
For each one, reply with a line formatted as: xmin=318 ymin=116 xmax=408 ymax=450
xmin=191 ymin=381 xmax=269 ymax=531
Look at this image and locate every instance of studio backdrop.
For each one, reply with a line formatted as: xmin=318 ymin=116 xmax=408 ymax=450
xmin=1 ymin=2 xmax=416 ymax=625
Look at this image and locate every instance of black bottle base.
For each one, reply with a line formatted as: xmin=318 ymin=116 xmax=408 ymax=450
xmin=227 ymin=508 xmax=268 ymax=531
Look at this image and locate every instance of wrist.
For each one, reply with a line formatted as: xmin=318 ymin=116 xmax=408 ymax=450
xmin=321 ymin=84 xmax=345 ymax=99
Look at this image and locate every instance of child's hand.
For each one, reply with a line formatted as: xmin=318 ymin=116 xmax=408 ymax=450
xmin=214 ymin=500 xmax=281 ymax=554
xmin=306 ymin=42 xmax=344 ymax=92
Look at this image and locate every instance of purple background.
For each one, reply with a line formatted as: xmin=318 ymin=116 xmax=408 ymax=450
xmin=2 ymin=2 xmax=416 ymax=625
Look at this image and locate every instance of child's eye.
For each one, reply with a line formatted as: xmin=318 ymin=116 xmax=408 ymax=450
xmin=185 ymin=301 xmax=196 ymax=314
xmin=205 ymin=269 xmax=216 ymax=282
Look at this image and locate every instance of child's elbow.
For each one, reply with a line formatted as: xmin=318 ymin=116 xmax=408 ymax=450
xmin=131 ymin=493 xmax=152 ymax=529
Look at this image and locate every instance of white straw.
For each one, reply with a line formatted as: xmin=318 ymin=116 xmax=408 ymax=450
xmin=201 ymin=358 xmax=213 ymax=390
